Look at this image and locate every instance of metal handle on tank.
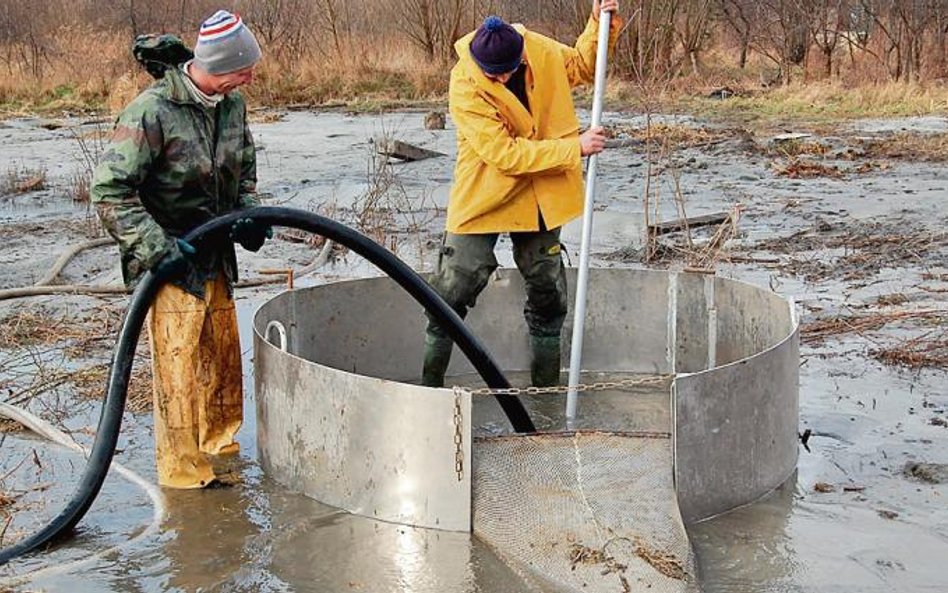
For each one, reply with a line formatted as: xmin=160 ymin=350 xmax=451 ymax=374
xmin=265 ymin=320 xmax=288 ymax=352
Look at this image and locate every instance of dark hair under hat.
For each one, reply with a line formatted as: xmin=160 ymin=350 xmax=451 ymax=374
xmin=470 ymin=16 xmax=524 ymax=75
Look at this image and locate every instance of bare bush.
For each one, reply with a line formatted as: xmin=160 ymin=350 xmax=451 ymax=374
xmin=378 ymin=0 xmax=487 ymax=63
xmin=857 ymin=0 xmax=937 ymax=81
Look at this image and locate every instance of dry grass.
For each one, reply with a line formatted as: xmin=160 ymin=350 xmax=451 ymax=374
xmin=746 ymin=221 xmax=946 ymax=282
xmin=859 ymin=132 xmax=948 ymax=162
xmin=0 ymin=27 xmax=128 ymax=116
xmin=771 ymin=159 xmax=844 ymax=179
xmin=69 ymin=362 xmax=153 ymax=413
xmin=567 ymin=539 xmax=687 ymax=586
xmin=683 ymin=81 xmax=948 ymax=121
xmin=607 ymin=122 xmax=730 ymax=149
xmin=632 ymin=539 xmax=687 ymax=581
xmin=0 ymin=306 xmax=123 ymax=353
xmin=0 ymin=418 xmax=23 ymax=433
xmin=769 ymin=139 xmax=829 ymax=158
xmin=803 ymin=308 xmax=948 ymax=369
xmin=1 ymin=164 xmax=48 ymax=196
xmin=871 ymin=333 xmax=948 ymax=369
xmin=2 ymin=21 xmax=946 ymax=119
xmin=0 ymin=28 xmax=448 ymax=115
xmin=0 ymin=305 xmax=154 ymax=421
xmin=802 ymin=310 xmax=948 ymax=344
xmin=68 ymin=124 xmax=109 ymax=203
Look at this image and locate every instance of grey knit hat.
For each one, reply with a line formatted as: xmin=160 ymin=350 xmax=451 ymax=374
xmin=193 ymin=10 xmax=261 ymax=75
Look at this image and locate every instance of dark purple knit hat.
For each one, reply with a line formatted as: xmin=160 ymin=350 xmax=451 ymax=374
xmin=470 ymin=16 xmax=524 ymax=75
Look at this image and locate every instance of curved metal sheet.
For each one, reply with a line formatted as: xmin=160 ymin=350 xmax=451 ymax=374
xmin=673 ymin=279 xmax=800 ymax=524
xmin=253 ymin=268 xmax=798 ymax=529
xmin=254 ymin=332 xmax=472 ymax=531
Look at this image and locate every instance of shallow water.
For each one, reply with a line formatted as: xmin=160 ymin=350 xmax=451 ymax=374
xmin=1 ymin=110 xmax=946 ymax=592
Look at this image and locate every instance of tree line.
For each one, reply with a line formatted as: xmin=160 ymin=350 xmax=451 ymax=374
xmin=1 ymin=0 xmax=946 ymax=86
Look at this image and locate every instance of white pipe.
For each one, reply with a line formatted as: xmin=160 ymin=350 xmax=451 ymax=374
xmin=0 ymin=402 xmax=165 ymax=587
xmin=566 ymin=6 xmax=612 ymax=427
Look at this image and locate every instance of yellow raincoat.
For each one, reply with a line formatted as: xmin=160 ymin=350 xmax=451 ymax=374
xmin=446 ymin=16 xmax=622 ymax=234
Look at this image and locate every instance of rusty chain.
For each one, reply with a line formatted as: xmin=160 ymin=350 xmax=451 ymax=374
xmin=453 ymin=387 xmax=464 ymax=481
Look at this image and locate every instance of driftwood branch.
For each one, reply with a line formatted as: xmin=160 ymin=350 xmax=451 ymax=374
xmin=33 ymin=237 xmax=114 ymax=287
xmin=1 ymin=238 xmax=335 ymax=302
xmin=648 ymin=212 xmax=731 ymax=236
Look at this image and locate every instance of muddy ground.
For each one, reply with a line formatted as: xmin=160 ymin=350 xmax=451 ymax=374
xmin=0 ymin=108 xmax=946 ymax=592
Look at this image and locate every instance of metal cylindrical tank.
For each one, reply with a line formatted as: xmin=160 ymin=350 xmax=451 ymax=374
xmin=253 ymin=268 xmax=799 ymax=529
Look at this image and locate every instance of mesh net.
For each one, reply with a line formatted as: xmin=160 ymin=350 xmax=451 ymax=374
xmin=472 ymin=431 xmax=698 ymax=593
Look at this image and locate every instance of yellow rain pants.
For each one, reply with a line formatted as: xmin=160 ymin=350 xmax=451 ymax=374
xmin=147 ymin=275 xmax=243 ymax=489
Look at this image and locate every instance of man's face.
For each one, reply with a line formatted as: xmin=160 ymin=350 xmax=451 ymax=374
xmin=482 ymin=53 xmax=525 ymax=84
xmin=207 ymin=65 xmax=256 ymax=94
xmin=484 ymin=69 xmax=517 ymax=84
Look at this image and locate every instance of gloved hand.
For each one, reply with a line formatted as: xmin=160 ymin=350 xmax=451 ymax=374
xmin=230 ymin=217 xmax=273 ymax=252
xmin=152 ymin=238 xmax=197 ymax=279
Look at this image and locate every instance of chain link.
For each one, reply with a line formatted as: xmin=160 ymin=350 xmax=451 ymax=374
xmin=457 ymin=375 xmax=671 ymax=397
xmin=452 ymin=387 xmax=464 ymax=482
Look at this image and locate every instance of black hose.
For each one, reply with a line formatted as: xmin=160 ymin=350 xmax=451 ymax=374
xmin=0 ymin=206 xmax=535 ymax=565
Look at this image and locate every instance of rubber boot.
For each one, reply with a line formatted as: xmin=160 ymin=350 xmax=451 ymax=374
xmin=530 ymin=335 xmax=561 ymax=387
xmin=422 ymin=333 xmax=454 ymax=387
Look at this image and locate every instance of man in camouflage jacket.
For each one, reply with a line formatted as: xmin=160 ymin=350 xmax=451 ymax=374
xmin=92 ymin=10 xmax=266 ymax=489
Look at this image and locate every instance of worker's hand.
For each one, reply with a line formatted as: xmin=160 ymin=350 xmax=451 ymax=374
xmin=592 ymin=0 xmax=619 ymax=20
xmin=152 ymin=238 xmax=196 ymax=280
xmin=580 ymin=126 xmax=607 ymax=156
xmin=231 ymin=217 xmax=273 ymax=252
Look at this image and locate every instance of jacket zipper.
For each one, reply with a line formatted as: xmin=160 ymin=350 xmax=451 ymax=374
xmin=196 ymin=105 xmax=220 ymax=215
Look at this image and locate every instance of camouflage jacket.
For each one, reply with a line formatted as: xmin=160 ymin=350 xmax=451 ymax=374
xmin=91 ymin=67 xmax=258 ymax=297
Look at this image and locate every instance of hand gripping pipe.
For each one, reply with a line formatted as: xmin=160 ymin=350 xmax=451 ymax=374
xmin=0 ymin=206 xmax=535 ymax=565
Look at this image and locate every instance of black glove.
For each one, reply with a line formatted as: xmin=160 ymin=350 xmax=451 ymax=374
xmin=152 ymin=238 xmax=197 ymax=279
xmin=231 ymin=217 xmax=273 ymax=252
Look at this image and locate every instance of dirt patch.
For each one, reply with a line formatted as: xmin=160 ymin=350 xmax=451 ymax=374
xmin=903 ymin=462 xmax=948 ymax=484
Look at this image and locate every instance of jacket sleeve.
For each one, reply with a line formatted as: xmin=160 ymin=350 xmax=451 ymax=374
xmin=559 ymin=14 xmax=623 ymax=88
xmin=451 ymin=82 xmax=581 ymax=176
xmin=238 ymin=108 xmax=258 ymax=208
xmin=90 ymin=100 xmax=170 ymax=274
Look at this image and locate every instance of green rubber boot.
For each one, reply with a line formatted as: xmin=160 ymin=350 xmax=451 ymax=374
xmin=422 ymin=333 xmax=454 ymax=388
xmin=530 ymin=335 xmax=561 ymax=387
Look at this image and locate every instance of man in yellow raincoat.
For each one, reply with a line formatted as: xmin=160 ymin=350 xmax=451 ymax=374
xmin=423 ymin=1 xmax=623 ymax=388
